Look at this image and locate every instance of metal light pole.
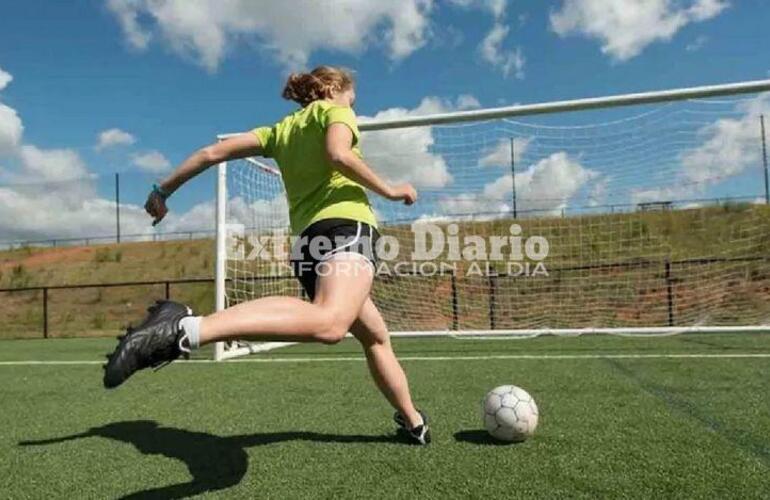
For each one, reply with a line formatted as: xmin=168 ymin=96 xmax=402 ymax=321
xmin=115 ymin=173 xmax=121 ymax=243
xmin=761 ymin=115 xmax=769 ymax=205
xmin=510 ymin=137 xmax=517 ymax=218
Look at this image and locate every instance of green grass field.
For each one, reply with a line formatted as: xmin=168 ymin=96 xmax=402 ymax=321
xmin=2 ymin=334 xmax=769 ymax=499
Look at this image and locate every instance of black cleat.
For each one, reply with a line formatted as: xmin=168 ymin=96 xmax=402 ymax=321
xmin=393 ymin=409 xmax=431 ymax=445
xmin=103 ymin=300 xmax=192 ymax=389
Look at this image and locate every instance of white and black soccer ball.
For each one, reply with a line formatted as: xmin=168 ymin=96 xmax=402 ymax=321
xmin=482 ymin=385 xmax=539 ymax=442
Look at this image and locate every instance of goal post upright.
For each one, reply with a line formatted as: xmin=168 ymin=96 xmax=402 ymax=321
xmin=214 ymin=160 xmax=228 ymax=362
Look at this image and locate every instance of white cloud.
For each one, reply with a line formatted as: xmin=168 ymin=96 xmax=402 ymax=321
xmin=437 ymin=191 xmax=509 ymax=218
xmin=360 ymin=95 xmax=480 ymax=188
xmin=106 ymin=0 xmax=152 ymax=50
xmin=0 ymin=145 xmax=95 ymax=230
xmin=227 ymin=195 xmax=290 ymax=230
xmin=680 ymin=93 xmax=769 ymax=184
xmin=686 ymin=35 xmax=708 ymax=52
xmin=480 ymin=23 xmax=525 ymax=78
xmin=632 ymin=93 xmax=769 ymax=205
xmin=441 ymin=152 xmax=598 ymax=216
xmin=0 ymin=186 xmax=110 ymax=241
xmin=498 ymin=152 xmax=597 ymax=213
xmin=456 ymin=94 xmax=481 ymax=110
xmin=448 ymin=0 xmax=506 ymax=18
xmin=0 ymin=104 xmax=23 ymax=155
xmin=384 ymin=0 xmax=434 ymax=60
xmin=688 ymin=0 xmax=729 ymax=20
xmin=0 ymin=162 xmax=208 ymax=243
xmin=96 ymin=128 xmax=136 ymax=151
xmin=450 ymin=0 xmax=525 ymax=78
xmin=0 ymin=183 xmax=291 ymax=243
xmin=550 ymin=0 xmax=729 ymax=61
xmin=0 ymin=67 xmax=12 ymax=91
xmin=0 ymin=66 xmax=23 ymax=155
xmin=479 ymin=137 xmax=530 ymax=167
xmin=18 ymin=145 xmax=89 ymax=182
xmin=0 ymin=185 xmax=152 ymax=242
xmin=132 ymin=150 xmax=171 ymax=173
xmin=106 ymin=0 xmax=434 ymax=71
xmin=588 ymin=176 xmax=610 ymax=207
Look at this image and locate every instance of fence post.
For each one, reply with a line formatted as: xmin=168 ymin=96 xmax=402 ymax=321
xmin=43 ymin=287 xmax=49 ymax=338
xmin=165 ymin=281 xmax=170 ymax=300
xmin=761 ymin=115 xmax=769 ymax=205
xmin=488 ymin=269 xmax=497 ymax=330
xmin=664 ymin=259 xmax=675 ymax=327
xmin=450 ymin=270 xmax=459 ymax=331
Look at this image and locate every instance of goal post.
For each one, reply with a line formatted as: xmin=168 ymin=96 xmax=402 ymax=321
xmin=214 ymin=79 xmax=770 ymax=360
xmin=214 ymin=161 xmax=226 ymax=361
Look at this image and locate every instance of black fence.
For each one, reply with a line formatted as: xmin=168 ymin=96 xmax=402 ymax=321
xmin=2 ymin=254 xmax=767 ymax=339
xmin=0 ymin=277 xmax=219 ymax=338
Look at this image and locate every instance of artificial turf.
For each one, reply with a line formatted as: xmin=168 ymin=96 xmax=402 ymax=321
xmin=1 ymin=334 xmax=769 ymax=499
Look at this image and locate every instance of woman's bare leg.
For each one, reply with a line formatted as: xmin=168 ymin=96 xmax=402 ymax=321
xmin=194 ymin=255 xmax=423 ymax=427
xmin=350 ymin=298 xmax=423 ymax=429
xmin=198 ymin=256 xmax=373 ymax=346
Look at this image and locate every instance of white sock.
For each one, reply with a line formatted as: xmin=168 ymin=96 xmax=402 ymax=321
xmin=179 ymin=316 xmax=202 ymax=350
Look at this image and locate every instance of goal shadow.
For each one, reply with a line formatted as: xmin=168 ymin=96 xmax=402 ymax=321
xmin=19 ymin=420 xmax=406 ymax=498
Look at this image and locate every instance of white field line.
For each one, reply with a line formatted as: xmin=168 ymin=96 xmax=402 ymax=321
xmin=1 ymin=353 xmax=770 ymax=366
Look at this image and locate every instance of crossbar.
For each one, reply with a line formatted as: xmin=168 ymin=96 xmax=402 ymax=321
xmin=218 ymin=79 xmax=770 ymax=139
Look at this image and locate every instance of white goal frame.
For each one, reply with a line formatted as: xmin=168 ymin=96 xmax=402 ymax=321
xmin=214 ymin=79 xmax=770 ymax=360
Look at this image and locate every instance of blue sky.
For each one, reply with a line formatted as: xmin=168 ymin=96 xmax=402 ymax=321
xmin=0 ymin=0 xmax=769 ymax=241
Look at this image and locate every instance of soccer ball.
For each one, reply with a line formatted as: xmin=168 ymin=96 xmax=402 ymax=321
xmin=482 ymin=385 xmax=539 ymax=442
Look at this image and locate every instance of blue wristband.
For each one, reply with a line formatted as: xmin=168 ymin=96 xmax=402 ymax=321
xmin=153 ymin=184 xmax=170 ymax=200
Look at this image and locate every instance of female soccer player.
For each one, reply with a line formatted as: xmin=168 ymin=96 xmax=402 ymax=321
xmin=104 ymin=66 xmax=430 ymax=444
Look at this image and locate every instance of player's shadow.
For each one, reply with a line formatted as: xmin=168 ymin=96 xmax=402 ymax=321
xmin=454 ymin=429 xmax=518 ymax=446
xmin=19 ymin=420 xmax=403 ymax=499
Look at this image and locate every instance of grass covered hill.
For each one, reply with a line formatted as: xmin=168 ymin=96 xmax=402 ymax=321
xmin=1 ymin=203 xmax=769 ymax=339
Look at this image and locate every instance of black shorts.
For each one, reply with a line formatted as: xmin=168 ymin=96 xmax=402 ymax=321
xmin=291 ymin=218 xmax=379 ymax=300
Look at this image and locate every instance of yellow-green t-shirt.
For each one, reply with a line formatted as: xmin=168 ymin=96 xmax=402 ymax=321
xmin=253 ymin=100 xmax=377 ymax=235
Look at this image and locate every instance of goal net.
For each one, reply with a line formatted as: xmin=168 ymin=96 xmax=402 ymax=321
xmin=215 ymin=81 xmax=770 ymax=360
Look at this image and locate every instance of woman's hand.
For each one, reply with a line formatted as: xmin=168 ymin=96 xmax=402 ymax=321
xmin=144 ymin=187 xmax=169 ymax=226
xmin=387 ymin=183 xmax=418 ymax=205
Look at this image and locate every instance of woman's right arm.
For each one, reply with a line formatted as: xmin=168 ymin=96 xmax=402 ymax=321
xmin=146 ymin=133 xmax=263 ymax=225
xmin=159 ymin=133 xmax=263 ymax=195
xmin=325 ymin=123 xmax=417 ymax=205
